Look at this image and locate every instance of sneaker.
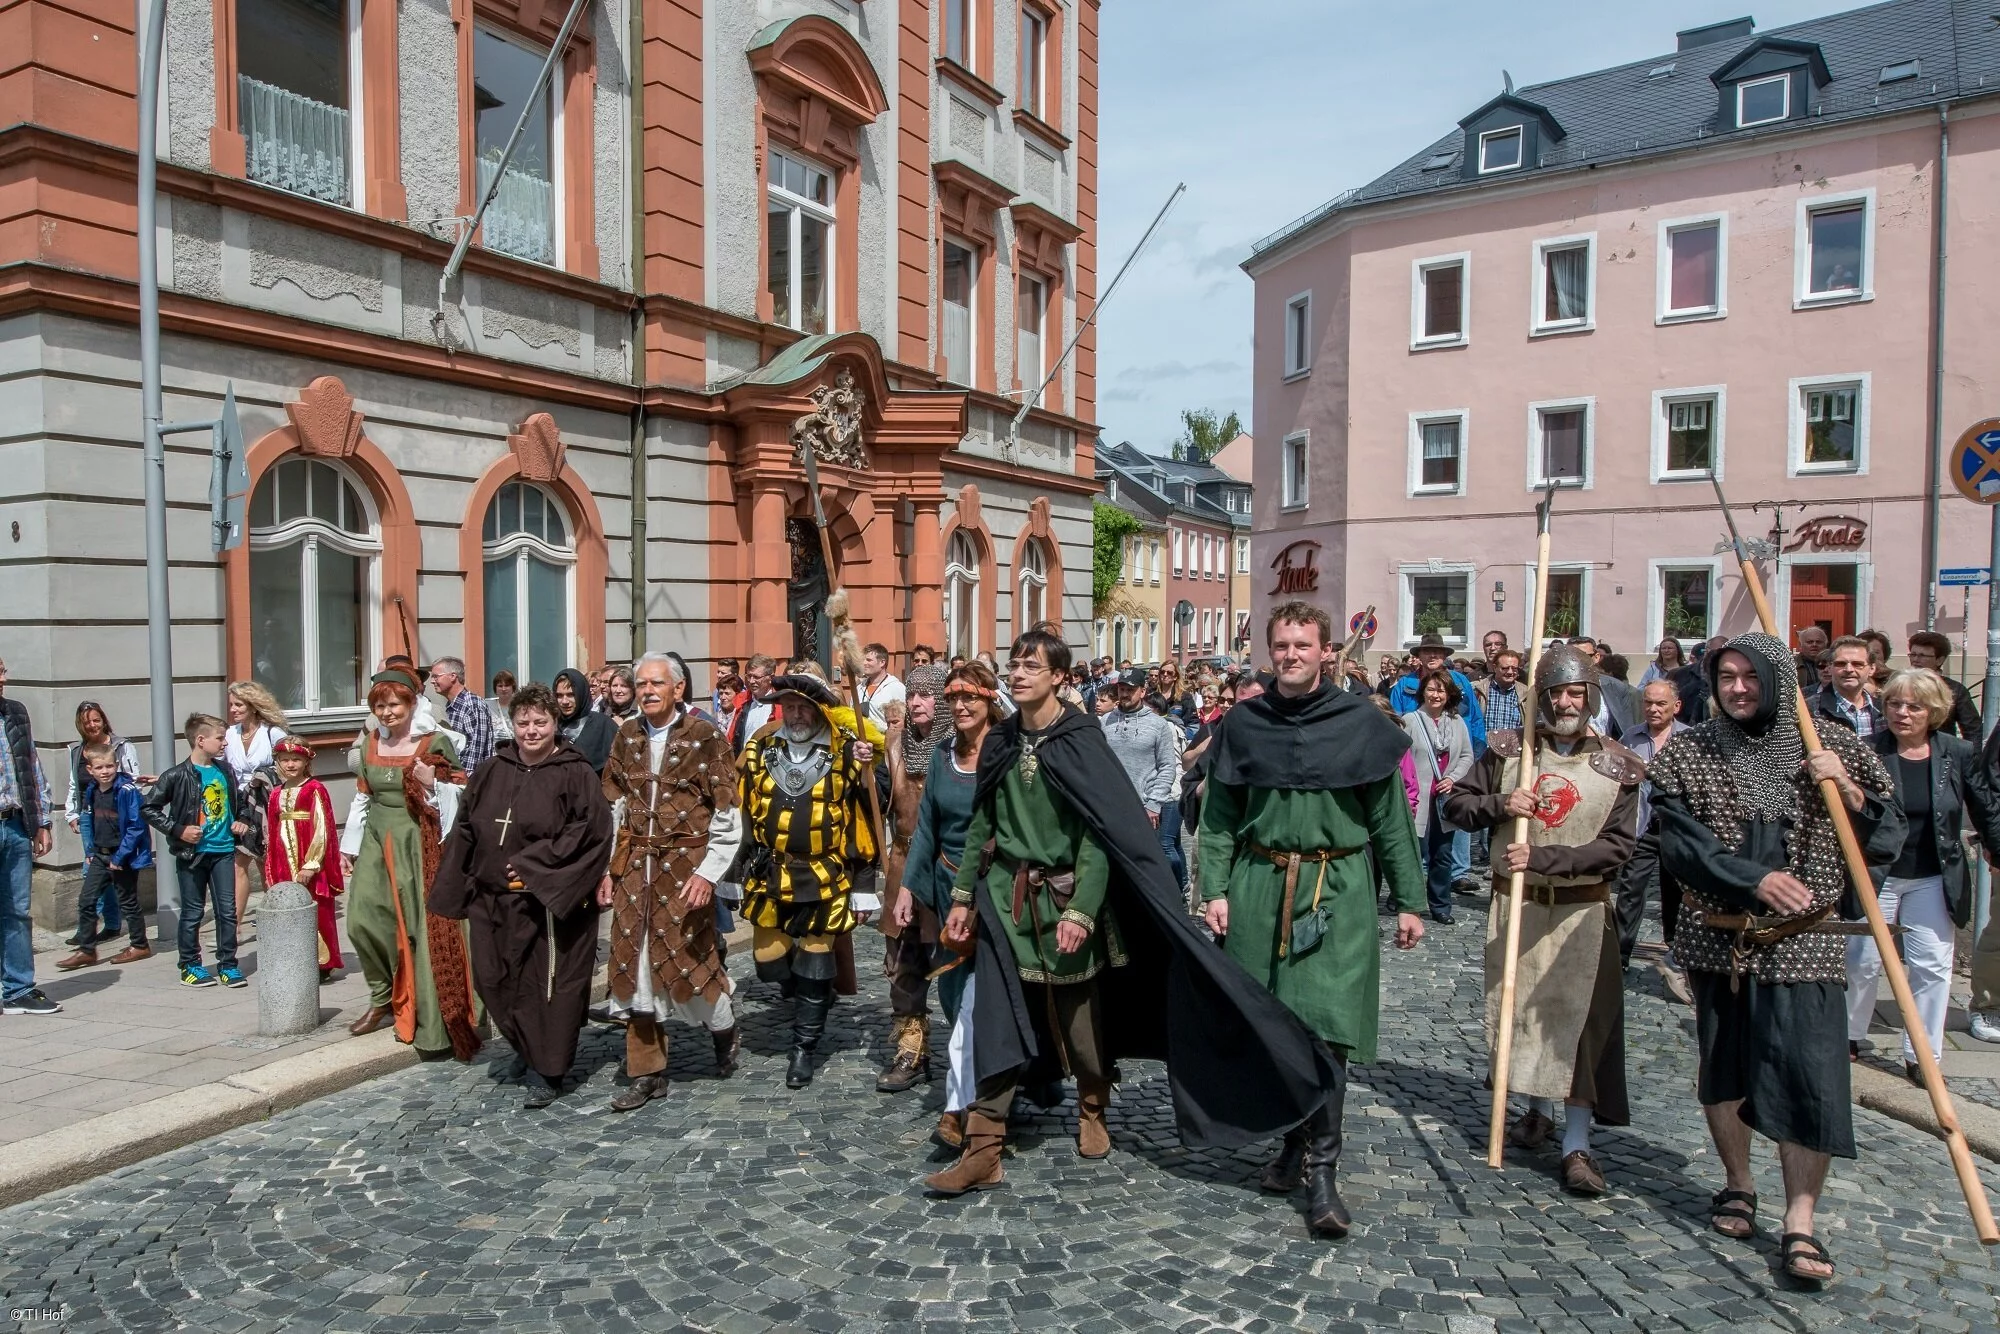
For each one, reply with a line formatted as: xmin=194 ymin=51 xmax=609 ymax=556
xmin=1971 ymin=1012 xmax=2000 ymax=1044
xmin=218 ymin=966 xmax=248 ymax=989
xmin=180 ymin=965 xmax=218 ymax=988
xmin=3 ymin=988 xmax=62 ymax=1015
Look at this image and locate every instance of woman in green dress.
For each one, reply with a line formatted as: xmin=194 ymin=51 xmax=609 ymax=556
xmin=338 ymin=669 xmax=481 ymax=1059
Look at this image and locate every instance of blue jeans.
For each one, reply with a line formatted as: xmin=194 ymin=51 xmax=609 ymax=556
xmin=1422 ymin=821 xmax=1468 ymax=919
xmin=0 ymin=813 xmax=36 ymax=1001
xmin=176 ymin=851 xmax=239 ymax=971
xmin=1156 ymin=800 xmax=1187 ymax=891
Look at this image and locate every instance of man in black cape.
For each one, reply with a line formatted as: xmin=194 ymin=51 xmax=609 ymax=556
xmin=924 ymin=627 xmax=1339 ymax=1196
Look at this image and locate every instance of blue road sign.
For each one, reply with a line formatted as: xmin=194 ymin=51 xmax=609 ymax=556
xmin=1941 ymin=567 xmax=1992 ymax=587
xmin=1952 ymin=420 xmax=2000 ymax=504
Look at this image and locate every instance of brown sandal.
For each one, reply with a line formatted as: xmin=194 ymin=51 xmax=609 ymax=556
xmin=1709 ymin=1188 xmax=1757 ymax=1239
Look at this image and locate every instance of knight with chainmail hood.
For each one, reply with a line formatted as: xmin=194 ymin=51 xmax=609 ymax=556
xmin=1443 ymin=643 xmax=1644 ymax=1198
xmin=737 ymin=672 xmax=881 ymax=1089
xmin=876 ymin=662 xmax=957 ymax=1094
xmin=1647 ymin=631 xmax=1902 ymax=1286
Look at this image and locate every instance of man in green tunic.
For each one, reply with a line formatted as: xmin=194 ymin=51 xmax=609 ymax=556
xmin=1198 ymin=600 xmax=1427 ymax=1238
xmin=927 ymin=630 xmax=1118 ymax=1193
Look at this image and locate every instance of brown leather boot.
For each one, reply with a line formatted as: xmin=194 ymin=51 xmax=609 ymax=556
xmin=1075 ymin=1079 xmax=1112 ymax=1159
xmin=923 ymin=1111 xmax=1006 ymax=1195
xmin=348 ymin=1005 xmax=393 ymax=1036
xmin=876 ymin=1015 xmax=931 ymax=1092
xmin=934 ymin=1109 xmax=965 ymax=1150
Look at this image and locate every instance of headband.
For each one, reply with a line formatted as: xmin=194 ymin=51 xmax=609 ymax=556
xmin=273 ymin=737 xmax=314 ymax=759
xmin=370 ymin=668 xmax=423 ymax=695
xmin=942 ymin=683 xmax=998 ymax=700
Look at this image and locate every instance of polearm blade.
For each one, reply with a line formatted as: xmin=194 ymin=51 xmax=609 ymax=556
xmin=1707 ymin=471 xmax=1998 ymax=1244
xmin=1488 ymin=479 xmax=1558 ymax=1169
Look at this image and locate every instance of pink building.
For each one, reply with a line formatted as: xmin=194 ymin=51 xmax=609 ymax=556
xmin=1245 ymin=4 xmax=2000 ymax=669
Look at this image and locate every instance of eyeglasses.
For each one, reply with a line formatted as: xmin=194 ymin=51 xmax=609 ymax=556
xmin=1006 ymin=660 xmax=1053 ymax=674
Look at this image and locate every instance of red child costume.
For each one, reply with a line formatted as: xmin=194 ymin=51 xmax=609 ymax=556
xmin=264 ymin=738 xmax=346 ymax=971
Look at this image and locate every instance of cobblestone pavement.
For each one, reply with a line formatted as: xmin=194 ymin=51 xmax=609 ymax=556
xmin=4 ymin=896 xmax=1998 ymax=1334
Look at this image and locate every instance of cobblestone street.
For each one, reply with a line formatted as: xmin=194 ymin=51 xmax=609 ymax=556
xmin=4 ymin=899 xmax=1998 ymax=1334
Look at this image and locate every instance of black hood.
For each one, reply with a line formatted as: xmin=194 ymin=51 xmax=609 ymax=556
xmin=1705 ymin=632 xmax=1793 ymax=738
xmin=553 ymin=668 xmax=592 ymax=721
xmin=1207 ymin=679 xmax=1410 ymax=792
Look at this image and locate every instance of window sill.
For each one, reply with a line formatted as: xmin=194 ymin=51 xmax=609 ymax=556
xmin=1529 ymin=320 xmax=1594 ymax=339
xmin=1792 ymin=462 xmax=1863 ymax=478
xmin=1410 ymin=485 xmax=1465 ymax=499
xmin=936 ymin=56 xmax=1005 ymax=107
xmin=1657 ymin=307 xmax=1726 ymax=326
xmin=1013 ymin=108 xmax=1072 ymax=151
xmin=1528 ymin=478 xmax=1590 ymax=493
xmin=1410 ymin=335 xmax=1467 ymax=352
xmin=1654 ymin=470 xmax=1719 ymax=485
xmin=1282 ymin=367 xmax=1311 ymax=383
xmin=1793 ymin=290 xmax=1873 ymax=311
xmin=1279 ymin=502 xmax=1310 ymax=514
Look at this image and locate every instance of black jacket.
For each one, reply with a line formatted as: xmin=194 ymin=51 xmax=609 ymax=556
xmin=1870 ymin=730 xmax=2000 ymax=926
xmin=140 ymin=757 xmax=237 ymax=864
xmin=1942 ymin=676 xmax=1983 ymax=743
xmin=1814 ymin=687 xmax=1884 ymax=739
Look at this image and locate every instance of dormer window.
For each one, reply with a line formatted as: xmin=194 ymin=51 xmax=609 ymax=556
xmin=1478 ymin=127 xmax=1523 ymax=174
xmin=1736 ymin=73 xmax=1789 ymax=127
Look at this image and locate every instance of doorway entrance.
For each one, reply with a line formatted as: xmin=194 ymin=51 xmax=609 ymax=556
xmin=1789 ymin=563 xmax=1857 ymax=642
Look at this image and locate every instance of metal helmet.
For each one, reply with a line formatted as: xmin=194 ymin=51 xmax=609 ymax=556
xmin=1532 ymin=643 xmax=1602 ymax=727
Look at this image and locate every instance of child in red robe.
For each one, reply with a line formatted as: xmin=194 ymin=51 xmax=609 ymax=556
xmin=265 ymin=737 xmax=345 ymax=980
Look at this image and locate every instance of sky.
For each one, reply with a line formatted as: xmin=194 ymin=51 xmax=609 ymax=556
xmin=1092 ymin=0 xmax=1843 ymax=457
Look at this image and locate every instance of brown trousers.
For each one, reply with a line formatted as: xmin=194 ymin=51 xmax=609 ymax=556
xmin=627 ymin=1015 xmax=671 ymax=1078
xmin=970 ymin=976 xmax=1106 ymax=1121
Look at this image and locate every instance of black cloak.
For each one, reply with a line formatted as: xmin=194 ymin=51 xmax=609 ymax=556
xmin=1209 ymin=677 xmax=1412 ymax=792
xmin=968 ymin=705 xmax=1341 ymax=1149
xmin=554 ymin=668 xmax=617 ymax=773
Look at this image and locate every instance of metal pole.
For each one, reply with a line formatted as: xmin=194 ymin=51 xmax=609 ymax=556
xmin=1923 ymin=105 xmax=1951 ymax=627
xmin=137 ymin=0 xmax=178 ymax=923
xmin=1979 ymin=506 xmax=2000 ymax=948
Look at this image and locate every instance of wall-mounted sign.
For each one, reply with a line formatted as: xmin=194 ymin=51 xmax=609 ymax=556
xmin=1783 ymin=515 xmax=1868 ymax=553
xmin=1269 ymin=540 xmax=1322 ymax=595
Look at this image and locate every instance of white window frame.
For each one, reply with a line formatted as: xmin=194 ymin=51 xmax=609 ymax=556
xmin=1735 ymin=72 xmax=1791 ymax=128
xmin=247 ymin=456 xmax=382 ymax=722
xmin=473 ymin=24 xmax=566 ymax=266
xmin=1649 ymin=385 xmax=1727 ymax=484
xmin=768 ymin=148 xmax=837 ymax=333
xmin=1111 ymin=615 xmax=1127 ymax=663
xmin=1530 ymin=233 xmax=1596 ymax=336
xmin=1410 ymin=253 xmax=1471 ymax=349
xmin=344 ymin=0 xmax=367 ymax=205
xmin=1788 ymin=372 xmax=1870 ymax=477
xmin=1531 ymin=562 xmax=1593 ymax=643
xmin=1648 ymin=557 xmax=1725 ymax=649
xmin=1283 ymin=290 xmax=1312 ymax=378
xmin=1398 ymin=561 xmax=1477 ymax=649
xmin=1280 ymin=430 xmax=1310 ymax=509
xmin=1170 ymin=526 xmax=1184 ymax=576
xmin=1794 ymin=189 xmax=1875 ymax=309
xmin=1147 ymin=618 xmax=1160 ymax=661
xmin=943 ymin=0 xmax=974 ymax=67
xmin=1017 ymin=539 xmax=1049 ymax=638
xmin=1016 ymin=271 xmax=1048 ymax=404
xmin=1235 ymin=537 xmax=1249 ymax=575
xmin=1656 ymin=212 xmax=1728 ymax=323
xmin=1018 ymin=4 xmax=1047 ymax=119
xmin=1093 ymin=617 xmax=1107 ymax=658
xmin=1477 ymin=125 xmax=1523 ymax=174
xmin=1407 ymin=409 xmax=1469 ymax=498
xmin=944 ymin=529 xmax=982 ymax=659
xmin=1148 ymin=537 xmax=1161 ymax=584
xmin=482 ymin=483 xmax=579 ymax=688
xmin=1525 ymin=396 xmax=1595 ymax=491
xmin=940 ymin=237 xmax=979 ymax=386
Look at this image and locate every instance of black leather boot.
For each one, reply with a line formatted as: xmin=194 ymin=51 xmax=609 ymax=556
xmin=711 ymin=1024 xmax=741 ymax=1078
xmin=1303 ymin=1105 xmax=1350 ymax=1238
xmin=1260 ymin=1125 xmax=1309 ymax=1193
xmin=786 ymin=975 xmax=834 ymax=1088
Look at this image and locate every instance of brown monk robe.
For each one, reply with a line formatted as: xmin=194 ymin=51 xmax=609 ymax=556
xmin=431 ymin=733 xmax=612 ymax=1107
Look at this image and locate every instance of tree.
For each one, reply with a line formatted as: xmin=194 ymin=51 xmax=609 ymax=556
xmin=1092 ymin=502 xmax=1141 ymax=606
xmin=1172 ymin=408 xmax=1243 ymax=464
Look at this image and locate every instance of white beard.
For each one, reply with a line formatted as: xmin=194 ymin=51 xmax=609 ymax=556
xmin=1546 ymin=711 xmax=1589 ymax=738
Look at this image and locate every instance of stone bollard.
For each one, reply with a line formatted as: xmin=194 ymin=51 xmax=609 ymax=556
xmin=257 ymin=880 xmax=321 ymax=1038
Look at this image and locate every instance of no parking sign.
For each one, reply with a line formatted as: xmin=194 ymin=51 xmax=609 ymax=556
xmin=1951 ymin=419 xmax=2000 ymax=504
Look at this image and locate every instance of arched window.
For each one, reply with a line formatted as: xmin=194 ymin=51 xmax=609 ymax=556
xmin=945 ymin=529 xmax=981 ymax=659
xmin=1017 ymin=538 xmax=1049 ymax=639
xmin=248 ymin=456 xmax=379 ymax=714
xmin=482 ymin=481 xmax=575 ymax=687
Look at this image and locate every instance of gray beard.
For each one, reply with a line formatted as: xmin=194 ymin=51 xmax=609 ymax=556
xmin=1546 ymin=712 xmax=1589 ymax=738
xmin=782 ymin=720 xmax=819 ymax=745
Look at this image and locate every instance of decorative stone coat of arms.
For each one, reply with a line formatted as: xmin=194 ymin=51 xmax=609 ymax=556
xmin=790 ymin=368 xmax=868 ymax=469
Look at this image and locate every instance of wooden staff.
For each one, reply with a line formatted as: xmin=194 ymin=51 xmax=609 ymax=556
xmin=1488 ymin=482 xmax=1559 ymax=1168
xmin=1330 ymin=604 xmax=1375 ymax=686
xmin=1710 ymin=477 xmax=1998 ymax=1243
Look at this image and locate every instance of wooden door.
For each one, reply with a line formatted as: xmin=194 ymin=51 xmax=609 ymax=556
xmin=1789 ymin=563 xmax=1857 ymax=641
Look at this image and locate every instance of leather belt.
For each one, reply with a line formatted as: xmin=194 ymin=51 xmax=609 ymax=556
xmin=1248 ymin=842 xmax=1363 ymax=959
xmin=1514 ymin=880 xmax=1611 ymax=908
xmin=1701 ymin=904 xmax=1884 ymax=989
xmin=1004 ymin=857 xmax=1077 ymax=924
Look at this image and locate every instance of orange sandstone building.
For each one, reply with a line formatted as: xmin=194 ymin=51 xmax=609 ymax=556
xmin=3 ymin=0 xmax=1100 ymax=778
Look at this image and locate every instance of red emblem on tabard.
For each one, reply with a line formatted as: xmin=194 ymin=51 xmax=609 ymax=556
xmin=1532 ymin=774 xmax=1581 ymax=829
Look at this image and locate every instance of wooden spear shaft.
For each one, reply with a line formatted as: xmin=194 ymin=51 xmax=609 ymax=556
xmin=1330 ymin=604 xmax=1375 ymax=685
xmin=1711 ymin=477 xmax=1998 ymax=1245
xmin=1487 ymin=483 xmax=1558 ymax=1169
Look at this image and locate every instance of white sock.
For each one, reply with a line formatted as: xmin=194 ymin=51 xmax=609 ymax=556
xmin=707 ymin=991 xmax=735 ymax=1031
xmin=1561 ymin=1103 xmax=1592 ymax=1156
xmin=1527 ymin=1096 xmax=1555 ymax=1119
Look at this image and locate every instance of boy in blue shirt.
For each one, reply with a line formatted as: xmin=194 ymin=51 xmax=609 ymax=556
xmin=56 ymin=742 xmax=153 ymax=970
xmin=142 ymin=714 xmax=248 ymax=988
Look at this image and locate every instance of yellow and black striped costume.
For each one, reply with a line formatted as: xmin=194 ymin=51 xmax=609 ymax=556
xmin=739 ymin=704 xmax=880 ymax=937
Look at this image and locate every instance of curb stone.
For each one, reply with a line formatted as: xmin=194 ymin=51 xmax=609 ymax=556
xmin=0 ymin=1029 xmax=418 ymax=1209
xmin=1850 ymin=1060 xmax=2000 ymax=1162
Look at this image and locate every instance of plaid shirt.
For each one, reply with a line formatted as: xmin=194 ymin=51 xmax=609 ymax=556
xmin=1481 ymin=682 xmax=1523 ymax=736
xmin=446 ymin=689 xmax=496 ymax=774
xmin=0 ymin=723 xmax=52 ymax=828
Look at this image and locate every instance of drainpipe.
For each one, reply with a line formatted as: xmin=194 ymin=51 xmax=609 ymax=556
xmin=1923 ymin=103 xmax=1950 ymax=628
xmin=626 ymin=0 xmax=647 ymax=657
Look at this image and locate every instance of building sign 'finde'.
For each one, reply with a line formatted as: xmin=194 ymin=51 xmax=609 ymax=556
xmin=1784 ymin=516 xmax=1868 ymax=554
xmin=1270 ymin=540 xmax=1322 ymax=595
